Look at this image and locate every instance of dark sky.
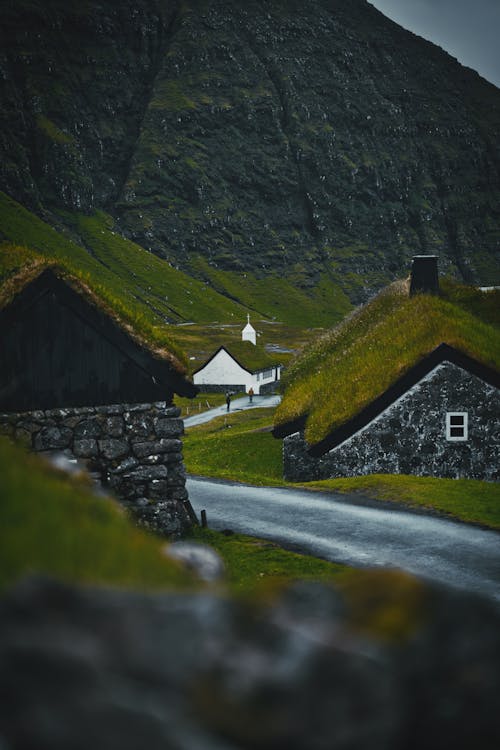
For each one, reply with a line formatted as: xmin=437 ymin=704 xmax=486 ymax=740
xmin=368 ymin=0 xmax=500 ymax=88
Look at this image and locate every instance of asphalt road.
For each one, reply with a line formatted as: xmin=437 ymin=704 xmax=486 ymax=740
xmin=187 ymin=477 xmax=500 ymax=602
xmin=184 ymin=395 xmax=281 ymax=428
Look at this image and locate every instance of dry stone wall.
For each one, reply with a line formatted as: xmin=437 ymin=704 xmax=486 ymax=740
xmin=0 ymin=401 xmax=191 ymax=536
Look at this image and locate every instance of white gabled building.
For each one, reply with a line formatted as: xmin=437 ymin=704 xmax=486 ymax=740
xmin=193 ymin=344 xmax=281 ymax=394
xmin=193 ymin=317 xmax=282 ymax=394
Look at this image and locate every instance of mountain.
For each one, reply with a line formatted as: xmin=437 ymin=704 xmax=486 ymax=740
xmin=1 ymin=0 xmax=499 ymax=310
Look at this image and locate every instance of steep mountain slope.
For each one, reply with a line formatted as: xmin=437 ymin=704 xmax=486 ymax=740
xmin=1 ymin=0 xmax=499 ymax=303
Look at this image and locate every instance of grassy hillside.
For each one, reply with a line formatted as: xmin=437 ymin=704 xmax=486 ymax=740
xmin=274 ymin=280 xmax=500 ymax=445
xmin=0 ymin=192 xmax=350 ymax=368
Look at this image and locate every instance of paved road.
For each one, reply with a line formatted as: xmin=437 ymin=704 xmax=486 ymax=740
xmin=187 ymin=477 xmax=500 ymax=602
xmin=184 ymin=395 xmax=281 ymax=428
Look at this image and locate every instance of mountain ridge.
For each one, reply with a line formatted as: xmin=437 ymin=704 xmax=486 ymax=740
xmin=1 ymin=0 xmax=499 ymax=304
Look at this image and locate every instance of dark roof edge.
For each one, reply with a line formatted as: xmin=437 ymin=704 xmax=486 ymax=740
xmin=308 ymin=343 xmax=500 ymax=457
xmin=1 ymin=268 xmax=198 ymax=398
xmin=272 ymin=414 xmax=307 ymax=439
xmin=193 ymin=345 xmax=276 ymax=376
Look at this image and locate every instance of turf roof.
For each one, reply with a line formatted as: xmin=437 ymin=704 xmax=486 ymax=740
xmin=198 ymin=340 xmax=281 ymax=374
xmin=274 ymin=279 xmax=500 ymax=447
xmin=0 ymin=262 xmax=189 ymax=376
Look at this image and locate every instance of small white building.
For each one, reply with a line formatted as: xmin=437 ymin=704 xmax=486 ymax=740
xmin=193 ymin=318 xmax=282 ymax=394
xmin=242 ymin=314 xmax=257 ymax=345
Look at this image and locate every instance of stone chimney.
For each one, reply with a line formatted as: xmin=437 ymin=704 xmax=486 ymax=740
xmin=409 ymin=255 xmax=439 ymax=296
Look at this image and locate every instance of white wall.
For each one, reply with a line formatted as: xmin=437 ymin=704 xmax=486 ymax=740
xmin=194 ymin=350 xmax=281 ymax=394
xmin=194 ymin=349 xmax=251 ymax=390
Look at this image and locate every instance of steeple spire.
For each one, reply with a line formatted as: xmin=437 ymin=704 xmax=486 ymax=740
xmin=242 ymin=314 xmax=256 ymax=345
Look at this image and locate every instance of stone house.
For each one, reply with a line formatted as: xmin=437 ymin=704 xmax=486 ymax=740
xmin=0 ymin=267 xmax=198 ymax=535
xmin=274 ymin=258 xmax=500 ymax=482
xmin=193 ymin=317 xmax=282 ymax=394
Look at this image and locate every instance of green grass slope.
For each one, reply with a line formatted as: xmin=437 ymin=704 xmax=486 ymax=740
xmin=0 ymin=437 xmax=194 ymax=592
xmin=0 ymin=192 xmax=249 ymax=336
xmin=274 ymin=280 xmax=500 ymax=445
xmin=0 ymin=193 xmax=353 ymax=337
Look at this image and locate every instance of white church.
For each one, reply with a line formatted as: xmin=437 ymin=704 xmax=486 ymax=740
xmin=193 ymin=316 xmax=282 ymax=394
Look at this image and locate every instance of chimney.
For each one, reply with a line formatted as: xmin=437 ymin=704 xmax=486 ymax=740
xmin=410 ymin=255 xmax=439 ymax=296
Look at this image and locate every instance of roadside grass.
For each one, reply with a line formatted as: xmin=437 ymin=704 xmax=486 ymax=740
xmin=184 ymin=408 xmax=285 ymax=485
xmin=0 ymin=437 xmax=354 ymax=593
xmin=307 ymin=475 xmax=500 ymax=530
xmin=175 ymin=391 xmax=245 ymax=418
xmin=0 ymin=437 xmax=195 ymax=592
xmin=183 ymin=408 xmax=500 ymax=529
xmin=187 ymin=526 xmax=350 ymax=594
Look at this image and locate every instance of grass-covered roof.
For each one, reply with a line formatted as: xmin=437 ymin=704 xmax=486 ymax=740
xmin=274 ymin=279 xmax=500 ymax=446
xmin=0 ymin=257 xmax=190 ymax=375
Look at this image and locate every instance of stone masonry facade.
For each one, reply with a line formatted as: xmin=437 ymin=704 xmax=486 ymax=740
xmin=284 ymin=362 xmax=499 ymax=482
xmin=0 ymin=402 xmax=191 ymax=536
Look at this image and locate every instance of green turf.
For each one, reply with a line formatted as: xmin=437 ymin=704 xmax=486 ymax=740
xmin=308 ymin=475 xmax=500 ymax=530
xmin=187 ymin=526 xmax=349 ymax=594
xmin=184 ymin=408 xmax=285 ymax=485
xmin=0 ymin=437 xmax=195 ymax=592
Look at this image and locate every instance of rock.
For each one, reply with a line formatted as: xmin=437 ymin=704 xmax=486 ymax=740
xmin=109 ymin=456 xmax=139 ymax=475
xmin=74 ymin=418 xmax=103 ymax=439
xmin=165 ymin=542 xmax=225 ymax=583
xmin=104 ymin=416 xmax=124 ymax=437
xmin=124 ymin=465 xmax=169 ymax=482
xmin=0 ymin=576 xmax=499 ymax=749
xmin=124 ymin=413 xmax=153 ymax=438
xmin=153 ymin=418 xmax=184 ymax=438
xmin=34 ymin=426 xmax=72 ymax=451
xmin=132 ymin=439 xmax=182 ymax=459
xmin=73 ymin=439 xmax=98 ymax=458
xmin=98 ymin=439 xmax=129 ymax=460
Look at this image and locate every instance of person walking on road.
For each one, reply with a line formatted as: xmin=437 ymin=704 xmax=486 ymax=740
xmin=248 ymin=387 xmax=254 ymax=404
xmin=226 ymin=392 xmax=231 ymax=412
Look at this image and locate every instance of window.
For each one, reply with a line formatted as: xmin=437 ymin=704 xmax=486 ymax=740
xmin=446 ymin=412 xmax=468 ymax=441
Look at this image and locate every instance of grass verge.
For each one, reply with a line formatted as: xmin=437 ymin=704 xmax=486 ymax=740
xmin=308 ymin=475 xmax=500 ymax=530
xmin=0 ymin=437 xmax=194 ymax=592
xmin=187 ymin=526 xmax=350 ymax=594
xmin=183 ymin=408 xmax=500 ymax=529
xmin=175 ymin=391 xmax=245 ymax=418
xmin=0 ymin=437 xmax=354 ymax=593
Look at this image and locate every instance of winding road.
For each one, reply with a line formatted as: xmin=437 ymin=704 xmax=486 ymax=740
xmin=187 ymin=476 xmax=500 ymax=602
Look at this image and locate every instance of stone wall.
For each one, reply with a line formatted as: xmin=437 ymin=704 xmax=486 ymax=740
xmin=0 ymin=401 xmax=191 ymax=536
xmin=259 ymin=380 xmax=281 ymax=395
xmin=192 ymin=384 xmax=245 ymax=394
xmin=284 ymin=363 xmax=500 ymax=481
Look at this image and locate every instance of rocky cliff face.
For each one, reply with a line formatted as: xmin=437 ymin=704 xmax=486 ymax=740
xmin=1 ymin=0 xmax=499 ymax=296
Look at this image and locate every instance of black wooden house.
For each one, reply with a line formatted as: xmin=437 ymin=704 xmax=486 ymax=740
xmin=0 ymin=268 xmax=196 ymax=412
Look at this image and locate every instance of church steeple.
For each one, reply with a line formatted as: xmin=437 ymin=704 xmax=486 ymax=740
xmin=242 ymin=314 xmax=256 ymax=345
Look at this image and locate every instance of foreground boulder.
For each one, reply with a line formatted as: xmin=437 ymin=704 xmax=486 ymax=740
xmin=0 ymin=572 xmax=499 ymax=749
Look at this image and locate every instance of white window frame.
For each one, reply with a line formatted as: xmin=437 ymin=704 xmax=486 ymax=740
xmin=446 ymin=412 xmax=468 ymax=442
